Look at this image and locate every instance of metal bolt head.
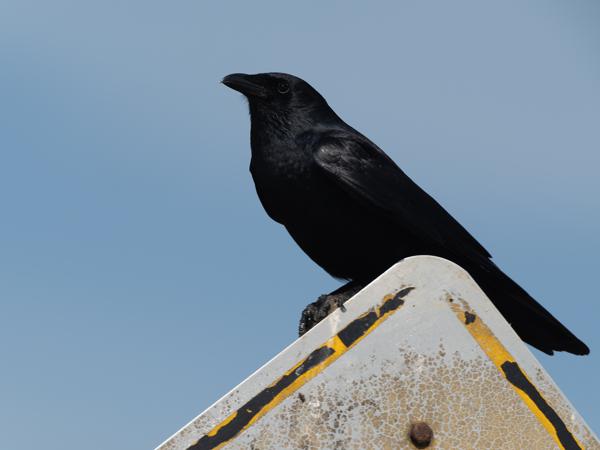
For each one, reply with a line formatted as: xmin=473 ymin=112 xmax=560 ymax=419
xmin=409 ymin=421 xmax=433 ymax=448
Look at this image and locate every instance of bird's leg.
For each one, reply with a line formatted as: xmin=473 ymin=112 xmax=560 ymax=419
xmin=298 ymin=280 xmax=365 ymax=336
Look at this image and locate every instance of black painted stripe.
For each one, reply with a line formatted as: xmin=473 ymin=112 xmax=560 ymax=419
xmin=380 ymin=287 xmax=413 ymax=315
xmin=501 ymin=361 xmax=581 ymax=450
xmin=337 ymin=287 xmax=412 ymax=347
xmin=189 ymin=286 xmax=414 ymax=450
xmin=337 ymin=310 xmax=378 ymax=347
xmin=188 ymin=345 xmax=335 ymax=450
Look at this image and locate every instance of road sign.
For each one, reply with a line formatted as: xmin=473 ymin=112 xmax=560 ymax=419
xmin=156 ymin=256 xmax=598 ymax=450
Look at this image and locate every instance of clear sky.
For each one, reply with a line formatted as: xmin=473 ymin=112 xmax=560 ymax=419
xmin=1 ymin=1 xmax=599 ymax=449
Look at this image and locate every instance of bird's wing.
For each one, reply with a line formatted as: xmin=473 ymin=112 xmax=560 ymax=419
xmin=313 ymin=134 xmax=491 ymax=261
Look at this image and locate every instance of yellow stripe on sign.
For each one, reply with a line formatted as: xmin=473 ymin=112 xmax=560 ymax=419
xmin=188 ymin=288 xmax=412 ymax=450
xmin=450 ymin=300 xmax=583 ymax=450
xmin=207 ymin=336 xmax=346 ymax=450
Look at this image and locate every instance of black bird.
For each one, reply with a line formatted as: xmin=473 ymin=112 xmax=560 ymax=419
xmin=222 ymin=72 xmax=589 ymax=356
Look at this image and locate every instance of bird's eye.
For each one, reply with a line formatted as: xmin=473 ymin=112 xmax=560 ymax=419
xmin=277 ymin=81 xmax=290 ymax=94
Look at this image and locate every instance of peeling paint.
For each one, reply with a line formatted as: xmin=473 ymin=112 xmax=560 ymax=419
xmin=156 ymin=256 xmax=598 ymax=450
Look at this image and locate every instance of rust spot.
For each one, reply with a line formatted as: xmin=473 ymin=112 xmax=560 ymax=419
xmin=298 ymin=393 xmax=305 ymax=403
xmin=464 ymin=311 xmax=476 ymax=325
xmin=409 ymin=421 xmax=433 ymax=448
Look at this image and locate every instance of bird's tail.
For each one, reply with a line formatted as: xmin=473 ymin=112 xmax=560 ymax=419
xmin=467 ymin=262 xmax=589 ymax=356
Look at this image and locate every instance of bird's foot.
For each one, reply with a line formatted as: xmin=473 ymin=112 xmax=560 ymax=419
xmin=298 ymin=281 xmax=364 ymax=336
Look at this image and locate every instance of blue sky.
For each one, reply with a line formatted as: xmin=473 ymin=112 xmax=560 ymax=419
xmin=1 ymin=1 xmax=598 ymax=449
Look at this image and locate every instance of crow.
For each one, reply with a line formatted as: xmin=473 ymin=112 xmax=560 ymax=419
xmin=222 ymin=72 xmax=589 ymax=356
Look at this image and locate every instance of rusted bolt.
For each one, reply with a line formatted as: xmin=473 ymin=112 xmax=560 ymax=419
xmin=409 ymin=421 xmax=433 ymax=448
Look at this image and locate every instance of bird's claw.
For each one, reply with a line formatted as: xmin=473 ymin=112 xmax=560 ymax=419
xmin=298 ymin=282 xmax=364 ymax=336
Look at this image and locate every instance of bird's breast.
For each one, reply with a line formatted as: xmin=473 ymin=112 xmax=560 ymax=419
xmin=249 ymin=148 xmax=317 ymax=222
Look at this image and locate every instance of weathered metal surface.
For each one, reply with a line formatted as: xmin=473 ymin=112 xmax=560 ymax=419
xmin=156 ymin=256 xmax=598 ymax=450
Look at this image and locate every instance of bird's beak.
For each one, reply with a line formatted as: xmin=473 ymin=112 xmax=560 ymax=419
xmin=222 ymin=73 xmax=267 ymax=98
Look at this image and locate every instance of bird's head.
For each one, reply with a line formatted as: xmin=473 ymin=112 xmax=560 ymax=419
xmin=222 ymin=72 xmax=336 ymax=126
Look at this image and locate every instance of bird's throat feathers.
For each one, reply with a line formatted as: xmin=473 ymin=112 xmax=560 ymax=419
xmin=249 ymin=102 xmax=296 ymax=141
xmin=248 ymin=99 xmax=339 ymax=152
